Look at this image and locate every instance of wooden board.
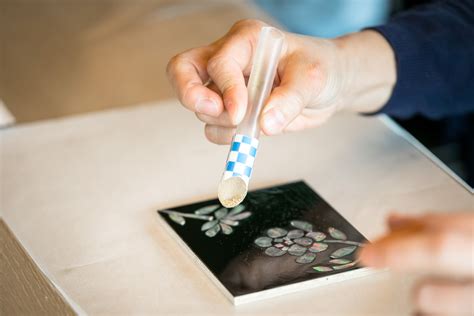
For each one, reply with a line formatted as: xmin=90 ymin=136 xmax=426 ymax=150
xmin=0 ymin=219 xmax=75 ymax=315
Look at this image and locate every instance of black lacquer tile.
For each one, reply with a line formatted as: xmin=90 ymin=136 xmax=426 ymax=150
xmin=158 ymin=181 xmax=368 ymax=298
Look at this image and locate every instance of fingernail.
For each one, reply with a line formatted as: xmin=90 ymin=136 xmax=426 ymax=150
xmin=195 ymin=98 xmax=219 ymax=116
xmin=233 ymin=102 xmax=245 ymax=125
xmin=263 ymin=108 xmax=285 ymax=135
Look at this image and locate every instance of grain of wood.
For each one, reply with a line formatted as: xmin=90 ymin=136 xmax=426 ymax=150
xmin=0 ymin=220 xmax=75 ymax=316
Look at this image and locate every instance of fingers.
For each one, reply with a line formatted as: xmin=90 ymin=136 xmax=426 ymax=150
xmin=204 ymin=125 xmax=235 ymax=145
xmin=388 ymin=212 xmax=474 ymax=232
xmin=358 ymin=220 xmax=474 ymax=277
xmin=168 ymin=19 xmax=266 ymax=127
xmin=358 ymin=225 xmax=430 ymax=270
xmin=260 ymin=58 xmax=319 ymax=135
xmin=167 ymin=47 xmax=224 ymax=117
xmin=416 ymin=212 xmax=474 ymax=231
xmin=414 ymin=279 xmax=474 ymax=315
xmin=205 ymin=20 xmax=265 ymax=125
xmin=195 ymin=105 xmax=235 ymax=144
xmin=369 ymin=212 xmax=474 ymax=315
xmin=206 ymin=37 xmax=254 ymax=125
xmin=196 ymin=111 xmax=234 ymax=128
xmin=387 ymin=213 xmax=423 ymax=231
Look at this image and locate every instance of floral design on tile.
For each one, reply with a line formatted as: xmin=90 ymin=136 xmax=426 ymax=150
xmin=254 ymin=220 xmax=364 ymax=272
xmin=161 ymin=204 xmax=251 ymax=237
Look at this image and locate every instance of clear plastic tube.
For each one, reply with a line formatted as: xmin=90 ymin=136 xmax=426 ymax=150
xmin=218 ymin=26 xmax=284 ymax=208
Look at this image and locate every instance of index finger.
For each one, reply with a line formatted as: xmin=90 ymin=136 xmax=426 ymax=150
xmin=167 ymin=47 xmax=224 ymax=117
xmin=388 ymin=212 xmax=474 ymax=232
xmin=358 ymin=225 xmax=473 ymax=277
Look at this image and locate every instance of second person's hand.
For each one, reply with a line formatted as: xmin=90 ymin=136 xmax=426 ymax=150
xmin=167 ymin=19 xmax=396 ymax=144
xmin=359 ymin=212 xmax=474 ymax=315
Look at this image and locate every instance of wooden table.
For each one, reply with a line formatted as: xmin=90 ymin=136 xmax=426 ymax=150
xmin=2 ymin=99 xmax=472 ymax=315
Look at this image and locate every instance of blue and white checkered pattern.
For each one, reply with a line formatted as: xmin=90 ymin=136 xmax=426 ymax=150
xmin=222 ymin=134 xmax=259 ymax=184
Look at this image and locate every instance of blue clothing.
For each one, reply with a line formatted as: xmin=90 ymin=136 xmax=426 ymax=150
xmin=254 ymin=0 xmax=391 ymax=38
xmin=371 ymin=0 xmax=474 ymax=119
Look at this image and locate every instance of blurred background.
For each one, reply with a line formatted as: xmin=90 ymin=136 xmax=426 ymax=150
xmin=0 ymin=0 xmax=471 ymax=188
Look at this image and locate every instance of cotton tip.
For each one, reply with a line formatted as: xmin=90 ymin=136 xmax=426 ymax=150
xmin=218 ymin=177 xmax=247 ymax=208
xmin=218 ymin=134 xmax=258 ymax=207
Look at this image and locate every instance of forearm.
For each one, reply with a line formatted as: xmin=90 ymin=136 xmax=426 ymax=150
xmin=357 ymin=0 xmax=474 ymax=118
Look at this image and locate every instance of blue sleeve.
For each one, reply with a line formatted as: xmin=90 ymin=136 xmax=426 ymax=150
xmin=370 ymin=0 xmax=474 ymax=119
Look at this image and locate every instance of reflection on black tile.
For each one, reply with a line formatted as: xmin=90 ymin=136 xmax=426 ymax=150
xmin=158 ymin=181 xmax=369 ymax=301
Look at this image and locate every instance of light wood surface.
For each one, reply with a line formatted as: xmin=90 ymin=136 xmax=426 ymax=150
xmin=0 ymin=219 xmax=75 ymax=315
xmin=2 ymin=99 xmax=472 ymax=315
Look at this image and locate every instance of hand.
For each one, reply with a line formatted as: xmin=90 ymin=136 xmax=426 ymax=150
xmin=359 ymin=212 xmax=474 ymax=315
xmin=167 ymin=19 xmax=396 ymax=144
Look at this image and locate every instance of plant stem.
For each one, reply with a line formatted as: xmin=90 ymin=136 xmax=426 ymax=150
xmin=160 ymin=210 xmax=213 ymax=221
xmin=323 ymin=239 xmax=365 ymax=247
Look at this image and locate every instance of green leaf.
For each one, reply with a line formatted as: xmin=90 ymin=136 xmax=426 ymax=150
xmin=168 ymin=213 xmax=185 ymax=226
xmin=333 ymin=261 xmax=357 ymax=270
xmin=220 ymin=223 xmax=233 ymax=235
xmin=295 ymin=252 xmax=316 ymax=264
xmin=214 ymin=208 xmax=228 ymax=219
xmin=308 ymin=242 xmax=328 ymax=253
xmin=264 ymin=246 xmax=286 ymax=257
xmin=290 ymin=220 xmax=313 ymax=232
xmin=266 ymin=228 xmax=287 ymax=238
xmin=220 ymin=219 xmax=239 ymax=226
xmin=306 ymin=231 xmax=326 ymax=241
xmin=293 ymin=237 xmax=313 ymax=247
xmin=287 ymin=229 xmax=305 ymax=239
xmin=228 ymin=204 xmax=246 ymax=216
xmin=227 ymin=211 xmax=251 ymax=221
xmin=205 ymin=224 xmax=221 ymax=237
xmin=330 ymin=246 xmax=357 ymax=258
xmin=329 ymin=259 xmax=351 ymax=265
xmin=312 ymin=266 xmax=333 ymax=272
xmin=195 ymin=204 xmax=220 ymax=215
xmin=288 ymin=244 xmax=307 ymax=256
xmin=201 ymin=220 xmax=218 ymax=231
xmin=328 ymin=227 xmax=347 ymax=240
xmin=254 ymin=236 xmax=272 ymax=248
